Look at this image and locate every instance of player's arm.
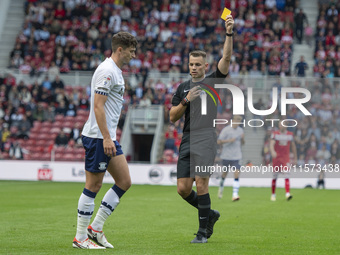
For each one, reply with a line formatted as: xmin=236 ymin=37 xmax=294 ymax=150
xmin=217 ymin=15 xmax=234 ymax=75
xmin=217 ymin=130 xmax=235 ymax=145
xmin=241 ymin=133 xmax=245 ymax=145
xmin=290 ymin=140 xmax=298 ymax=164
xmin=170 ymin=87 xmax=200 ymax=123
xmin=269 ymin=138 xmax=277 ymax=158
xmin=94 ymin=93 xmax=116 ymax=157
xmin=170 ymin=104 xmax=187 ymax=123
xmin=217 ymin=137 xmax=236 ymax=145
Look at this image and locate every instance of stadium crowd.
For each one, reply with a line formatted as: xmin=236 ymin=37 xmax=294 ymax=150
xmin=313 ymin=1 xmax=340 ymax=78
xmin=10 ymin=0 xmax=298 ymax=77
xmin=2 ymin=0 xmax=340 ymax=165
xmin=262 ymin=77 xmax=340 ymax=167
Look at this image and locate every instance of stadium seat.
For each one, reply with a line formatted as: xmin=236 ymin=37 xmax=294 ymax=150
xmin=55 ymin=152 xmax=64 ymax=161
xmin=61 ymin=154 xmax=75 ymax=161
xmin=55 ymin=115 xmax=64 ymax=121
xmin=37 ymin=133 xmax=51 ymax=141
xmin=64 ymin=116 xmax=75 ymax=122
xmin=41 ymin=152 xmax=51 ymax=161
xmin=77 ymin=109 xmax=89 ymax=117
xmin=50 ymin=127 xmax=61 ymax=134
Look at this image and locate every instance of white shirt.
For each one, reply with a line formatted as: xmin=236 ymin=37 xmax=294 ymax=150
xmin=82 ymin=57 xmax=124 ymax=140
xmin=218 ymin=125 xmax=244 ymax=160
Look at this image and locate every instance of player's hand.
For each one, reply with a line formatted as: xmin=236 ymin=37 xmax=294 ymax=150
xmin=103 ymin=138 xmax=116 ymax=157
xmin=230 ymin=137 xmax=236 ymax=143
xmin=186 ymin=86 xmax=201 ymax=102
xmin=271 ymin=151 xmax=277 ymax=159
xmin=225 ymin=15 xmax=234 ymax=33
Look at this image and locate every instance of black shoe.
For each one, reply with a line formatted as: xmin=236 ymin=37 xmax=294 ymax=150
xmin=207 ymin=210 xmax=220 ymax=239
xmin=191 ymin=232 xmax=208 ymax=243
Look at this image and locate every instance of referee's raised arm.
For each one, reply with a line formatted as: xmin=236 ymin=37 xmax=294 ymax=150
xmin=217 ymin=15 xmax=234 ymax=75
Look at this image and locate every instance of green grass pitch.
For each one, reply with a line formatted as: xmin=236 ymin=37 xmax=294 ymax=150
xmin=1 ymin=181 xmax=339 ymax=255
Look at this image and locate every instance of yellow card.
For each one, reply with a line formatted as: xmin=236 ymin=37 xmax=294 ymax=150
xmin=221 ymin=7 xmax=231 ymax=20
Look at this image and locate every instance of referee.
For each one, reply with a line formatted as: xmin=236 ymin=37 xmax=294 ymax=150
xmin=170 ymin=15 xmax=234 ymax=243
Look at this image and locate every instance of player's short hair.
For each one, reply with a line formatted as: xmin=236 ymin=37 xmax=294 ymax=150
xmin=111 ymin=32 xmax=138 ymax=52
xmin=189 ymin=50 xmax=207 ymax=59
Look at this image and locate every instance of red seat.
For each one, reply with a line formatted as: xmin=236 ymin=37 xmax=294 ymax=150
xmin=41 ymin=121 xmax=52 ymax=128
xmin=64 ymin=116 xmax=75 ymax=122
xmin=61 ymin=154 xmax=74 ymax=161
xmin=41 ymin=152 xmax=51 ymax=161
xmin=53 ymin=121 xmax=64 ymax=129
xmin=55 ymin=152 xmax=64 ymax=161
xmin=55 ymin=115 xmax=64 ymax=121
xmin=77 ymin=109 xmax=89 ymax=117
xmin=50 ymin=127 xmax=61 ymax=134
xmin=33 ymin=121 xmax=42 ymax=128
xmin=37 ymin=133 xmax=50 ymax=141
xmin=36 ymin=140 xmax=47 ymax=147
xmin=30 ymin=152 xmax=43 ymax=160
xmin=63 ymin=121 xmax=74 ymax=128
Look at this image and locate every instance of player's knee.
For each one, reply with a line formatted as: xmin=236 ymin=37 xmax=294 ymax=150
xmin=116 ymin=178 xmax=131 ymax=191
xmin=195 ymin=181 xmax=209 ymax=195
xmin=87 ymin=182 xmax=102 ymax=193
xmin=177 ymin=185 xmax=191 ymax=198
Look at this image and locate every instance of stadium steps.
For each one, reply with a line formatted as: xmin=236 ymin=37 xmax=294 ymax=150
xmin=0 ymin=0 xmax=25 ymax=68
xmin=290 ymin=0 xmax=318 ymax=77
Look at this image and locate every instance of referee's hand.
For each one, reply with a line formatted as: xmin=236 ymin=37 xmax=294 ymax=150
xmin=225 ymin=15 xmax=234 ymax=33
xmin=186 ymin=86 xmax=201 ymax=102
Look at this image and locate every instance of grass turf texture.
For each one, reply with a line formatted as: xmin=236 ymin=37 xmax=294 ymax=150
xmin=0 ymin=181 xmax=339 ymax=255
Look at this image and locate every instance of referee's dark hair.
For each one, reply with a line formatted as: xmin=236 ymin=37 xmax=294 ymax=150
xmin=189 ymin=50 xmax=206 ymax=59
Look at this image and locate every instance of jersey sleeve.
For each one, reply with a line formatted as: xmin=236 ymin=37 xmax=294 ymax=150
xmin=171 ymin=84 xmax=182 ymax=106
xmin=206 ymin=67 xmax=228 ymax=79
xmin=94 ymin=68 xmax=113 ymax=96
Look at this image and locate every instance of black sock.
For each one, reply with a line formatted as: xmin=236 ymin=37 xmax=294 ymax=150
xmin=184 ymin=190 xmax=198 ymax=209
xmin=198 ymin=193 xmax=211 ymax=235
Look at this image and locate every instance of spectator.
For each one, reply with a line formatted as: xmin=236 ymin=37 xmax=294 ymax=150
xmin=139 ymin=94 xmax=152 ymax=107
xmin=41 ymin=76 xmax=52 ymax=91
xmin=32 ymin=104 xmax=46 ymax=122
xmin=164 ymin=130 xmax=178 ymax=155
xmin=294 ymin=56 xmax=308 ymax=77
xmin=9 ymin=140 xmax=24 ymax=160
xmin=70 ymin=122 xmax=82 ymax=144
xmin=48 ymin=62 xmax=60 ymax=79
xmin=51 ymin=75 xmax=65 ymax=91
xmin=54 ymin=130 xmax=69 ymax=147
xmin=294 ymin=9 xmax=308 ymax=44
xmin=55 ymin=100 xmax=67 ymax=116
xmin=65 ymin=100 xmax=77 ymax=117
xmin=316 ymin=144 xmax=331 ymax=165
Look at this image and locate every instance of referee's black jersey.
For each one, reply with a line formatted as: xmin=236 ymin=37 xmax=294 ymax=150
xmin=172 ymin=67 xmax=227 ymax=133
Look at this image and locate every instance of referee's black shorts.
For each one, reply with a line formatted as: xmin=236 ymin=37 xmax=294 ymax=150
xmin=177 ymin=129 xmax=217 ymax=179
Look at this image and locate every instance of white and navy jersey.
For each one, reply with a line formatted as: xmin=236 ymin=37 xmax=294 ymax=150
xmin=218 ymin=125 xmax=243 ymax=160
xmin=82 ymin=57 xmax=125 ymax=140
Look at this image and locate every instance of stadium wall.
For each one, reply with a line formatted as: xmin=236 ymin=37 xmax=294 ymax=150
xmin=0 ymin=161 xmax=339 ymax=189
xmin=0 ymin=0 xmax=10 ymax=42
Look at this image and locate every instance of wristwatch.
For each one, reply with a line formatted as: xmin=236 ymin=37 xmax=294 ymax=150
xmin=226 ymin=31 xmax=234 ymax=37
xmin=181 ymin=97 xmax=190 ymax=106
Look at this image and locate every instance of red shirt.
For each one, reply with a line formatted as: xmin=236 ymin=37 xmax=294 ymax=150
xmin=271 ymin=130 xmax=293 ymax=164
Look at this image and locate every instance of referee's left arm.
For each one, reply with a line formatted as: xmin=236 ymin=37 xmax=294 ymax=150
xmin=217 ymin=15 xmax=234 ymax=75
